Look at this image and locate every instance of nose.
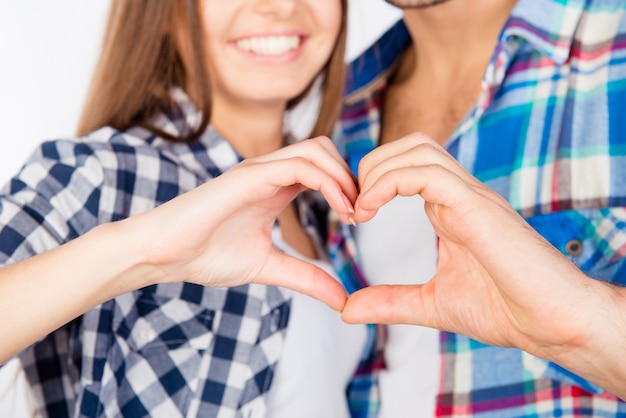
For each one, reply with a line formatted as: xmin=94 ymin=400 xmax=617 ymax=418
xmin=253 ymin=0 xmax=297 ymax=19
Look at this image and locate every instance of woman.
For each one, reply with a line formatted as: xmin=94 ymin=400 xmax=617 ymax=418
xmin=0 ymin=0 xmax=366 ymax=416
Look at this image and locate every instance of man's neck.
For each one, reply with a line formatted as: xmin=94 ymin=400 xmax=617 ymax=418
xmin=397 ymin=0 xmax=517 ymax=85
xmin=379 ymin=0 xmax=517 ymax=145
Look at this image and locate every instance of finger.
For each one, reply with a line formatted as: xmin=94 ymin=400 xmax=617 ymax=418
xmin=358 ymin=141 xmax=475 ymax=196
xmin=355 ymin=164 xmax=473 ymax=222
xmin=341 ymin=284 xmax=429 ymax=325
xmin=248 ymin=138 xmax=358 ymax=202
xmin=251 ymin=136 xmax=344 ymax=167
xmin=357 ymin=132 xmax=436 ymax=176
xmin=304 ymin=137 xmax=359 ymax=202
xmin=309 ymin=136 xmax=354 ymax=176
xmin=257 ymin=251 xmax=347 ymax=311
xmin=183 ymin=155 xmax=356 ymax=229
xmin=247 ymin=158 xmax=357 ymax=223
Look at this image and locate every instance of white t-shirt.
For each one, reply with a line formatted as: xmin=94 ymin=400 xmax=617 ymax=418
xmin=354 ymin=195 xmax=440 ymax=417
xmin=267 ymin=229 xmax=368 ymax=417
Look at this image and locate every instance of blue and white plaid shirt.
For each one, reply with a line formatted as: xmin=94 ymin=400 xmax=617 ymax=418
xmin=332 ymin=0 xmax=626 ymax=416
xmin=0 ymin=89 xmax=356 ymax=417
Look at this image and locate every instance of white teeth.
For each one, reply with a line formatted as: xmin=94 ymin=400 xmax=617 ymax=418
xmin=236 ymin=35 xmax=300 ymax=56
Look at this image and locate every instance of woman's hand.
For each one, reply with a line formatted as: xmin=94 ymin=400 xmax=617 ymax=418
xmin=0 ymin=137 xmax=356 ymax=363
xmin=135 ymin=136 xmax=356 ymax=311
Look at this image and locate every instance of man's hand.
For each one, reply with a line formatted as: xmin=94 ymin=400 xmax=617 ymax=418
xmin=341 ymin=133 xmax=626 ymax=398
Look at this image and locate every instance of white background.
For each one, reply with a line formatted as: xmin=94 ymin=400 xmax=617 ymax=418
xmin=0 ymin=0 xmax=401 ymax=185
xmin=0 ymin=1 xmax=110 ymax=185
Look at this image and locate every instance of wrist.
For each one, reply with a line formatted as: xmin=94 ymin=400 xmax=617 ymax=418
xmin=576 ymin=281 xmax=626 ymax=396
xmin=86 ymin=220 xmax=162 ymax=297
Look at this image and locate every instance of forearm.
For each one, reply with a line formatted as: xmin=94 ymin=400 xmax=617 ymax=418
xmin=0 ymin=220 xmax=155 ymax=363
xmin=571 ymin=280 xmax=626 ymax=399
xmin=0 ymin=138 xmax=358 ymax=364
xmin=475 ymin=209 xmax=626 ymax=398
xmin=531 ymin=274 xmax=626 ymax=400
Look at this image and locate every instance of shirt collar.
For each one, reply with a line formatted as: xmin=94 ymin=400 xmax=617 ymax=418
xmin=344 ymin=19 xmax=411 ymax=99
xmin=344 ymin=0 xmax=587 ymax=99
xmin=138 ymin=88 xmax=243 ymax=178
xmin=504 ymin=0 xmax=586 ymax=64
xmin=148 ymin=87 xmax=203 ymax=139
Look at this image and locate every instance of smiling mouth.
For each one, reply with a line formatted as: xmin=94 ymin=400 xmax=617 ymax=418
xmin=235 ymin=35 xmax=301 ymax=56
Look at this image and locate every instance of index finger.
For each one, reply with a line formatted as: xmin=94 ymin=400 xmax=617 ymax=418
xmin=247 ymin=137 xmax=358 ymax=203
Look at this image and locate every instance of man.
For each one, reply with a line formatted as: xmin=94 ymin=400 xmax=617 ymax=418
xmin=331 ymin=0 xmax=626 ymax=416
xmin=342 ymin=131 xmax=626 ymax=404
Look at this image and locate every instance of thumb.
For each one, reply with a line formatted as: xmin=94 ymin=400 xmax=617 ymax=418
xmin=341 ymin=284 xmax=429 ymax=325
xmin=257 ymin=252 xmax=347 ymax=312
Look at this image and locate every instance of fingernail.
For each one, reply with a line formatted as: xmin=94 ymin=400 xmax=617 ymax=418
xmin=348 ymin=214 xmax=356 ymax=226
xmin=342 ymin=193 xmax=355 ymax=214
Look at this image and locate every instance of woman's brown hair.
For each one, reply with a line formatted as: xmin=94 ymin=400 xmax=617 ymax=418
xmin=77 ymin=0 xmax=347 ymax=142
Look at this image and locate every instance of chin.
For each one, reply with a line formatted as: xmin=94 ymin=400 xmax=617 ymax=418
xmin=384 ymin=0 xmax=451 ymax=8
xmin=248 ymin=84 xmax=312 ymax=104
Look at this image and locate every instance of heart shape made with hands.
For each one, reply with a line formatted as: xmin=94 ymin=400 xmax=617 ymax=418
xmin=322 ymin=134 xmax=563 ymax=357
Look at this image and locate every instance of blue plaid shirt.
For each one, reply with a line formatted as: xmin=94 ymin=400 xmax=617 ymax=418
xmin=332 ymin=0 xmax=626 ymax=416
xmin=0 ymin=89 xmax=359 ymax=417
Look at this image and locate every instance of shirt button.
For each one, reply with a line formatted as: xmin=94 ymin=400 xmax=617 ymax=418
xmin=141 ymin=327 xmax=157 ymax=343
xmin=269 ymin=308 xmax=281 ymax=332
xmin=565 ymin=239 xmax=583 ymax=256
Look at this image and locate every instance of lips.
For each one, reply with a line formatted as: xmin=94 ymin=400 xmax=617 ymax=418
xmin=235 ymin=35 xmax=302 ymax=56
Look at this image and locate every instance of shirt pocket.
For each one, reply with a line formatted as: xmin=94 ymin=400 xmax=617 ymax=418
xmin=112 ymin=286 xmax=216 ymax=356
xmin=85 ymin=286 xmax=218 ymax=416
xmin=525 ymin=207 xmax=626 ymax=284
xmin=523 ymin=206 xmax=626 ymax=393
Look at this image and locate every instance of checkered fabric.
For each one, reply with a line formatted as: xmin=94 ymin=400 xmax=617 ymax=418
xmin=331 ymin=0 xmax=626 ymax=416
xmin=0 ymin=89 xmax=361 ymax=417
